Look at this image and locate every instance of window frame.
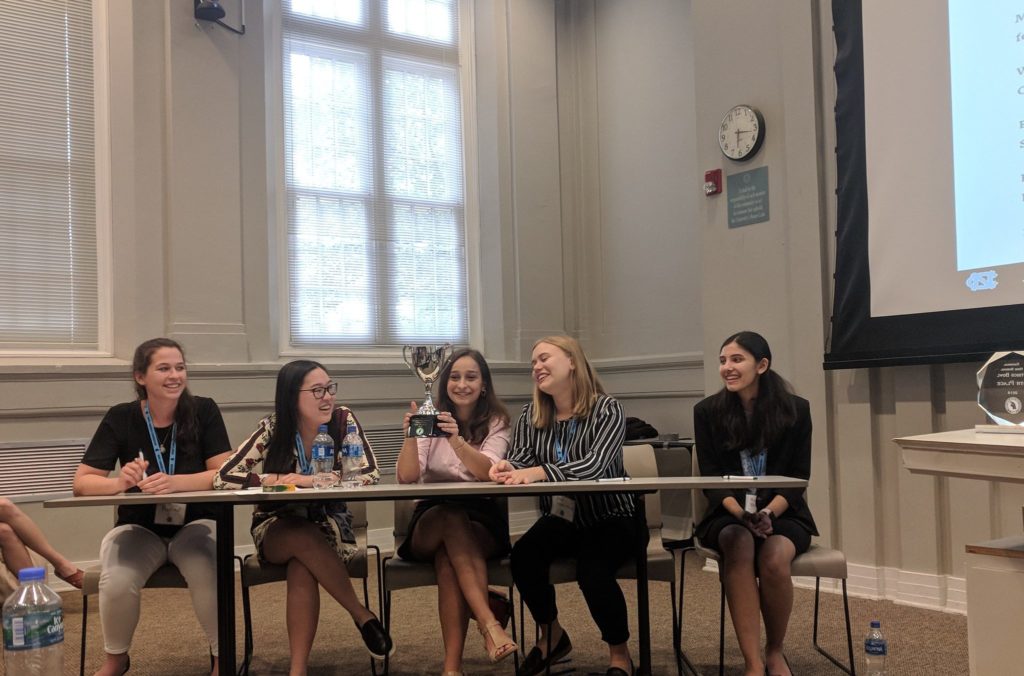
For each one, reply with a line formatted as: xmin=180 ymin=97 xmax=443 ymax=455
xmin=0 ymin=0 xmax=112 ymax=358
xmin=268 ymin=0 xmax=481 ymax=358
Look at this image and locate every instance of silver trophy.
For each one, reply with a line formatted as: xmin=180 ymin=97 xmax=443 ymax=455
xmin=403 ymin=344 xmax=454 ymax=437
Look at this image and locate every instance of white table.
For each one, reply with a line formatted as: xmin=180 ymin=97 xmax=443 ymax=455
xmin=47 ymin=475 xmax=806 ymax=676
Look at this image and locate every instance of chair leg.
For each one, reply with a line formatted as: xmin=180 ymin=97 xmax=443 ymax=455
xmin=240 ymin=579 xmax=254 ymax=676
xmin=674 ymin=551 xmax=701 ymax=676
xmin=810 ymin=577 xmax=855 ymax=675
xmin=80 ymin=594 xmax=88 ymax=676
xmin=507 ymin=584 xmax=519 ymax=673
xmin=718 ymin=581 xmax=725 ymax=676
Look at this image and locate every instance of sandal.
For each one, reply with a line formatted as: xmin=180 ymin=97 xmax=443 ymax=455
xmin=478 ymin=620 xmax=517 ymax=663
xmin=58 ymin=568 xmax=84 ymax=590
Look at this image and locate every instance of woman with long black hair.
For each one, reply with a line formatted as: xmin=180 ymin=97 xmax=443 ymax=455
xmin=215 ymin=359 xmax=392 ymax=675
xmin=694 ymin=331 xmax=817 ymax=676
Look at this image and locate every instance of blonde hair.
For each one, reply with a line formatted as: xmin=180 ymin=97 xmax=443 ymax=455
xmin=530 ymin=335 xmax=606 ymax=429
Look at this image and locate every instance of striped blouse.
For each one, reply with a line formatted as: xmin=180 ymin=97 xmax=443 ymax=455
xmin=506 ymin=394 xmax=636 ymax=528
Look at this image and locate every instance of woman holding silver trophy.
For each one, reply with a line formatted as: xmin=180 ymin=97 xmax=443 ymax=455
xmin=395 ymin=347 xmax=518 ymax=675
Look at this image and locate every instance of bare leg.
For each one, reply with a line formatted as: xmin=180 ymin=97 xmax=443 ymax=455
xmin=758 ymin=535 xmax=796 ymax=676
xmin=435 ymin=547 xmax=470 ymax=673
xmin=261 ymin=518 xmax=373 ymax=626
xmin=0 ymin=523 xmax=33 ymax=577
xmin=409 ymin=507 xmax=513 ymax=658
xmin=608 ymin=641 xmax=632 ymax=671
xmin=284 ymin=559 xmax=320 ymax=676
xmin=719 ymin=524 xmax=764 ymax=676
xmin=536 ymin=619 xmax=565 ymax=658
xmin=0 ymin=498 xmax=78 ymax=577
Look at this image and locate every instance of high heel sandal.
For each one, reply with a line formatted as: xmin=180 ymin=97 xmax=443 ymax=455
xmin=479 ymin=620 xmax=517 ymax=663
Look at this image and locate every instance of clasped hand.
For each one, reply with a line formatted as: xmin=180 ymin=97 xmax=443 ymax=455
xmin=742 ymin=510 xmax=773 ymax=539
xmin=119 ymin=458 xmax=183 ymax=494
xmin=489 ymin=459 xmax=544 ymax=485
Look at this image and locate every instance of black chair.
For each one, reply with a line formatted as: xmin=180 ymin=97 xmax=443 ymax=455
xmin=237 ymin=500 xmax=382 ymax=675
xmin=381 ymin=496 xmax=518 ymax=675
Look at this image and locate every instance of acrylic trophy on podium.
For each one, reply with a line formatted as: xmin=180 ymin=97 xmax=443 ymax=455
xmin=976 ymin=351 xmax=1024 ymax=432
xmin=403 ymin=344 xmax=454 ymax=437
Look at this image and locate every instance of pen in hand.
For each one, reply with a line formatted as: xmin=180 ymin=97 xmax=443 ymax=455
xmin=138 ymin=450 xmax=148 ymax=479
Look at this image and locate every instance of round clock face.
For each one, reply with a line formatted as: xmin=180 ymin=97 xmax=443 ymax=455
xmin=718 ymin=105 xmax=765 ymax=161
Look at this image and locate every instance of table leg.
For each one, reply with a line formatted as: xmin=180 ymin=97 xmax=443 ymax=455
xmin=214 ymin=504 xmax=236 ymax=676
xmin=636 ymin=495 xmax=651 ymax=676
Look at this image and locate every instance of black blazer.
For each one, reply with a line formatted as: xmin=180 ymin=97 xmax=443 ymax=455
xmin=693 ymin=394 xmax=818 ymax=539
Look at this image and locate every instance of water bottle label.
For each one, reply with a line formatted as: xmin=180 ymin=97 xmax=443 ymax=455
xmin=3 ymin=609 xmax=64 ymax=650
xmin=864 ymin=638 xmax=887 ymax=656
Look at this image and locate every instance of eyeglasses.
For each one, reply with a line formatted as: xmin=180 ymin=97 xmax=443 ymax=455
xmin=300 ymin=382 xmax=338 ymax=400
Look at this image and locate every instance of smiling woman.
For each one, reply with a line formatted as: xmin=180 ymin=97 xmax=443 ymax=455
xmin=695 ymin=331 xmax=817 ymax=676
xmin=489 ymin=335 xmax=642 ymax=676
xmin=73 ymin=338 xmax=233 ymax=676
xmin=214 ymin=360 xmax=392 ymax=671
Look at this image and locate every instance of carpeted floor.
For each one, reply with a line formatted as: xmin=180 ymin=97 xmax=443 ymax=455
xmin=22 ymin=551 xmax=967 ymax=675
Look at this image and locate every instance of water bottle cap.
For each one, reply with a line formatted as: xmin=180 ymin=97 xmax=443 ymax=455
xmin=870 ymin=620 xmax=880 ymax=628
xmin=347 ymin=422 xmax=357 ymax=432
xmin=18 ymin=567 xmax=46 ymax=582
xmin=318 ymin=424 xmax=328 ymax=433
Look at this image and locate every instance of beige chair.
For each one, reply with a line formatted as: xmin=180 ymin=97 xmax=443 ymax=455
xmin=79 ymin=562 xmax=197 ymax=676
xmin=690 ymin=450 xmax=855 ymax=675
xmin=522 ymin=444 xmax=685 ymax=676
xmin=381 ymin=496 xmax=518 ymax=675
xmin=237 ymin=500 xmax=381 ymax=675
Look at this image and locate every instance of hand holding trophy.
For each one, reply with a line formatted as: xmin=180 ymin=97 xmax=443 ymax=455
xmin=402 ymin=343 xmax=454 ymax=437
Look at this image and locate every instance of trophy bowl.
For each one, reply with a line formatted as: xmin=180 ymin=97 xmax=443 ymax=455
xmin=403 ymin=344 xmax=454 ymax=437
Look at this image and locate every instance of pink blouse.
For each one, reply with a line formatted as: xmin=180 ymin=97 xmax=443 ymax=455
xmin=416 ymin=418 xmax=510 ymax=483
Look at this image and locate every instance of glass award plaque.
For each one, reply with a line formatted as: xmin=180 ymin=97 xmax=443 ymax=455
xmin=976 ymin=351 xmax=1024 ymax=430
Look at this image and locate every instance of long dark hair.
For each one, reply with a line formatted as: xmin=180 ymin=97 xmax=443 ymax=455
xmin=132 ymin=338 xmax=199 ymax=447
xmin=708 ymin=331 xmax=796 ymax=452
xmin=264 ymin=360 xmax=340 ymax=474
xmin=434 ymin=348 xmax=510 ymax=444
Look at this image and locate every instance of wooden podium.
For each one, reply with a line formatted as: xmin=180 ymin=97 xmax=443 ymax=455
xmin=895 ymin=430 xmax=1024 ymax=675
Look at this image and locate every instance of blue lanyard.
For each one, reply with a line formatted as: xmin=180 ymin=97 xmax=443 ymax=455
xmin=554 ymin=419 xmax=577 ymax=463
xmin=142 ymin=401 xmax=176 ymax=476
xmin=294 ymin=434 xmax=312 ymax=475
xmin=740 ymin=448 xmax=767 ymax=493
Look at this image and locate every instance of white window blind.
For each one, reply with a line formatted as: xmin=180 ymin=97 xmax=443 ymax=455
xmin=0 ymin=1 xmax=98 ymax=350
xmin=283 ymin=0 xmax=468 ymax=348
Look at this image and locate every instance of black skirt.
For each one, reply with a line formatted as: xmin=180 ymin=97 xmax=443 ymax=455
xmin=396 ymin=497 xmax=511 ymax=561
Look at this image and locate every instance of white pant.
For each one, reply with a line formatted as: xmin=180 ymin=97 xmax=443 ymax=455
xmin=98 ymin=520 xmax=218 ymax=656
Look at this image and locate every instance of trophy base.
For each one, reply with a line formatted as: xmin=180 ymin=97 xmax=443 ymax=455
xmin=407 ymin=413 xmax=445 ymax=438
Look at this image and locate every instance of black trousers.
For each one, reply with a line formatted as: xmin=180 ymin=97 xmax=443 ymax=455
xmin=511 ymin=514 xmax=646 ymax=645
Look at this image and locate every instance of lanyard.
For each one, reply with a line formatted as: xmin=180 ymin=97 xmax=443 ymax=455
xmin=142 ymin=401 xmax=176 ymax=476
xmin=739 ymin=447 xmax=767 ymax=493
xmin=554 ymin=419 xmax=577 ymax=463
xmin=294 ymin=434 xmax=312 ymax=475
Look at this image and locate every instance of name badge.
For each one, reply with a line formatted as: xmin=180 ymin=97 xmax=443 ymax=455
xmin=551 ymin=495 xmax=576 ymax=522
xmin=155 ymin=502 xmax=187 ymax=526
xmin=744 ymin=492 xmax=758 ymax=514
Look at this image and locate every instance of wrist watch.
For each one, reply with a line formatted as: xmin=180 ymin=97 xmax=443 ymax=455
xmin=759 ymin=507 xmax=775 ymax=519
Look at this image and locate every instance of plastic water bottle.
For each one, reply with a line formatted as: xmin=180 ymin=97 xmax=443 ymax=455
xmin=3 ymin=567 xmax=64 ymax=675
xmin=311 ymin=424 xmax=336 ymax=489
xmin=340 ymin=422 xmax=364 ymax=488
xmin=864 ymin=620 xmax=887 ymax=675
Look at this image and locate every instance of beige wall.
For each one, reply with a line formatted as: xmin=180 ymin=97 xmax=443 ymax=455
xmin=2 ymin=0 xmax=1012 ymax=615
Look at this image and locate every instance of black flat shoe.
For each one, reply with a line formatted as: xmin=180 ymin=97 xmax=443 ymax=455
xmin=518 ymin=630 xmax=572 ymax=676
xmin=357 ymin=616 xmax=395 ymax=658
xmin=605 ymin=658 xmax=633 ymax=676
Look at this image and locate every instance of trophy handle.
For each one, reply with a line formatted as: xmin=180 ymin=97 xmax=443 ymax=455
xmin=402 ymin=345 xmax=415 ymax=371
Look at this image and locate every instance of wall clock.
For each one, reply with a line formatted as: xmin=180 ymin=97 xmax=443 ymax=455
xmin=718 ymin=104 xmax=765 ymax=161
